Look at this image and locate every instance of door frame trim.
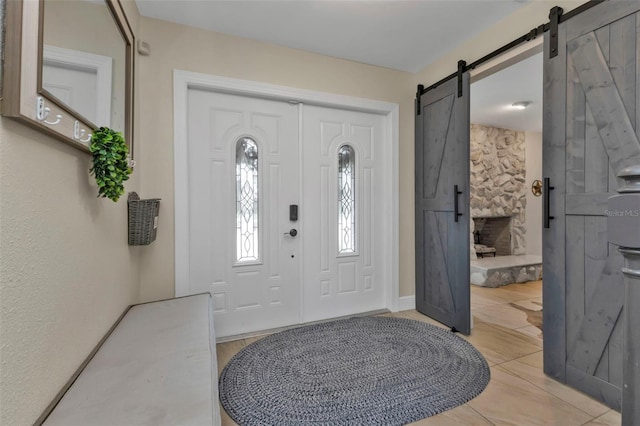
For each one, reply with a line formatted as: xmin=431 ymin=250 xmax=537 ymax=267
xmin=173 ymin=69 xmax=400 ymax=314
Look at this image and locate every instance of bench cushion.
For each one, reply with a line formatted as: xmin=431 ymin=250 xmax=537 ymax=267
xmin=44 ymin=294 xmax=219 ymax=425
xmin=474 ymin=244 xmax=496 ymax=254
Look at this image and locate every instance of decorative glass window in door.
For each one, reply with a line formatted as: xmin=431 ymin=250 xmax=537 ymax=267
xmin=338 ymin=145 xmax=356 ymax=253
xmin=236 ymin=137 xmax=259 ymax=262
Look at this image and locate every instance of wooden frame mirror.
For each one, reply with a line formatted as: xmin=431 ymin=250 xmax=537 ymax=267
xmin=2 ymin=0 xmax=134 ymax=157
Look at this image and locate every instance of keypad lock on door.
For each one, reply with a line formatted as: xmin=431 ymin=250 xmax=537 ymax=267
xmin=289 ymin=205 xmax=298 ymax=221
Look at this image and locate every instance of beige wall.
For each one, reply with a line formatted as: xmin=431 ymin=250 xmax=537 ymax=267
xmin=0 ymin=2 xmax=141 ymax=425
xmin=136 ymin=17 xmax=415 ymax=302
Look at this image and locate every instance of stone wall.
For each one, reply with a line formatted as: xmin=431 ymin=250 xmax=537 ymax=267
xmin=470 ymin=124 xmax=527 ymax=257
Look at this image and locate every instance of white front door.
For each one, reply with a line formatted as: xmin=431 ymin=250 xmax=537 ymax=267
xmin=187 ymin=89 xmax=300 ymax=338
xmin=186 ymin=89 xmax=388 ymax=337
xmin=302 ymin=105 xmax=386 ymax=322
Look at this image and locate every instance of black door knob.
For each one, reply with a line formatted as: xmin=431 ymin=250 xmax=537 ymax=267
xmin=285 ymin=229 xmax=298 ymax=237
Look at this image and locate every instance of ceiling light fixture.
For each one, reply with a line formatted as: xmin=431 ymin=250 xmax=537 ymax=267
xmin=511 ymin=101 xmax=531 ymax=110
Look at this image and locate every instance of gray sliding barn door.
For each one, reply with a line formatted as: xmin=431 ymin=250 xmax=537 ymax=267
xmin=543 ymin=1 xmax=640 ymax=410
xmin=415 ymin=75 xmax=470 ymax=334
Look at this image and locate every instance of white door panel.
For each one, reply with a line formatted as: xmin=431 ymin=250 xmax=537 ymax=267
xmin=186 ymin=90 xmax=387 ymax=337
xmin=302 ymin=105 xmax=386 ymax=322
xmin=187 ymin=89 xmax=300 ymax=338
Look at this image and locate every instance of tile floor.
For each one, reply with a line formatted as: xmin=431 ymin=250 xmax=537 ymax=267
xmin=216 ymin=280 xmax=621 ymax=425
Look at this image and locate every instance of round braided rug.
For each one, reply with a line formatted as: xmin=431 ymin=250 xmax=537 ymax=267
xmin=219 ymin=316 xmax=490 ymax=425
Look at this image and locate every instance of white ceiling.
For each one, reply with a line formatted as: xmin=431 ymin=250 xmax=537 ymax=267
xmin=471 ymin=51 xmax=543 ymax=133
xmin=135 ymin=0 xmax=529 ymax=73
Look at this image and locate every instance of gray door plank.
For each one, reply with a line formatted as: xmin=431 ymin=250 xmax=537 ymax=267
xmin=543 ymin=23 xmax=568 ymax=382
xmin=448 ymin=74 xmax=471 ymax=335
xmin=568 ymin=32 xmax=640 ymax=173
xmin=423 ymin=94 xmax=455 ymax=200
xmin=595 ymin=338 xmax=611 ymax=383
xmin=566 ymin=1 xmax=640 ymax=41
xmin=586 ymin=217 xmax=611 ymax=382
xmin=425 ymin=211 xmax=454 ymax=317
xmin=585 ymin=105 xmax=610 ymax=194
xmin=566 ymin=52 xmax=586 ymax=195
xmin=637 ymin=11 xmax=640 ymax=143
xmin=610 ymin=14 xmax=636 ymax=127
xmin=565 ymin=216 xmax=585 ymax=371
xmin=593 ymin=25 xmax=624 ymax=198
xmin=584 ymin=217 xmax=610 ymax=303
xmin=567 ymin=247 xmax=624 ymax=376
xmin=609 ymin=311 xmax=624 ymax=388
xmin=565 ymin=193 xmax=609 ymax=216
xmin=566 ymin=365 xmax=622 ymax=411
xmin=421 ymin=199 xmax=455 ymax=212
xmin=595 ymin=25 xmax=611 ymax=64
xmin=609 ymin=164 xmax=621 ymax=194
xmin=438 ymin=211 xmax=454 ymax=313
xmin=415 ymin=74 xmax=470 ymax=334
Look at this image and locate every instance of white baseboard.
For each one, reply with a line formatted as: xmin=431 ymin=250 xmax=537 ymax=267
xmin=398 ymin=295 xmax=416 ymax=311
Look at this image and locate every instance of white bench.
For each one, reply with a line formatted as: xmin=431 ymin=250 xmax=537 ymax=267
xmin=43 ymin=294 xmax=220 ymax=425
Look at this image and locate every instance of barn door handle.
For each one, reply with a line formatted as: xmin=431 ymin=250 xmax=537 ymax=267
xmin=544 ymin=178 xmax=555 ymax=228
xmin=454 ymin=185 xmax=463 ymax=222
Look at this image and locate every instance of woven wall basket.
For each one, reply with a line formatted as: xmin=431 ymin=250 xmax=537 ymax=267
xmin=127 ymin=192 xmax=161 ymax=245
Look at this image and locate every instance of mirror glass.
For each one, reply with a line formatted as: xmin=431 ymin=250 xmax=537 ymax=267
xmin=41 ymin=0 xmax=127 ymax=133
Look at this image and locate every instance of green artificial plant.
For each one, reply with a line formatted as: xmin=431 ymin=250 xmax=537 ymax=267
xmin=89 ymin=127 xmax=132 ymax=202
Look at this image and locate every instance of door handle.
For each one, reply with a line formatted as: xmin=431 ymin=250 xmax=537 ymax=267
xmin=543 ymin=177 xmax=555 ymax=228
xmin=454 ymin=185 xmax=463 ymax=222
xmin=284 ymin=229 xmax=298 ymax=237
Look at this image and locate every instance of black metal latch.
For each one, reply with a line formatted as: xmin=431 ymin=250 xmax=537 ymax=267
xmin=457 ymin=60 xmax=466 ymax=98
xmin=543 ymin=178 xmax=555 ymax=228
xmin=416 ymin=84 xmax=424 ymax=116
xmin=549 ymin=6 xmax=564 ymax=59
xmin=526 ymin=24 xmax=546 ymax=42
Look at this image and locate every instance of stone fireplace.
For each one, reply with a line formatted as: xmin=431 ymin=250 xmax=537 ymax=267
xmin=473 ymin=216 xmax=513 ymax=256
xmin=470 ymin=124 xmax=527 ymax=258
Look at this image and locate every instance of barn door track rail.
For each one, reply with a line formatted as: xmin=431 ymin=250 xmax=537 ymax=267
xmin=415 ymin=0 xmax=605 ymax=114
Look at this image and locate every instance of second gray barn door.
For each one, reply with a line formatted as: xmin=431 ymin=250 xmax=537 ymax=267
xmin=543 ymin=1 xmax=640 ymax=409
xmin=415 ymin=75 xmax=470 ymax=334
